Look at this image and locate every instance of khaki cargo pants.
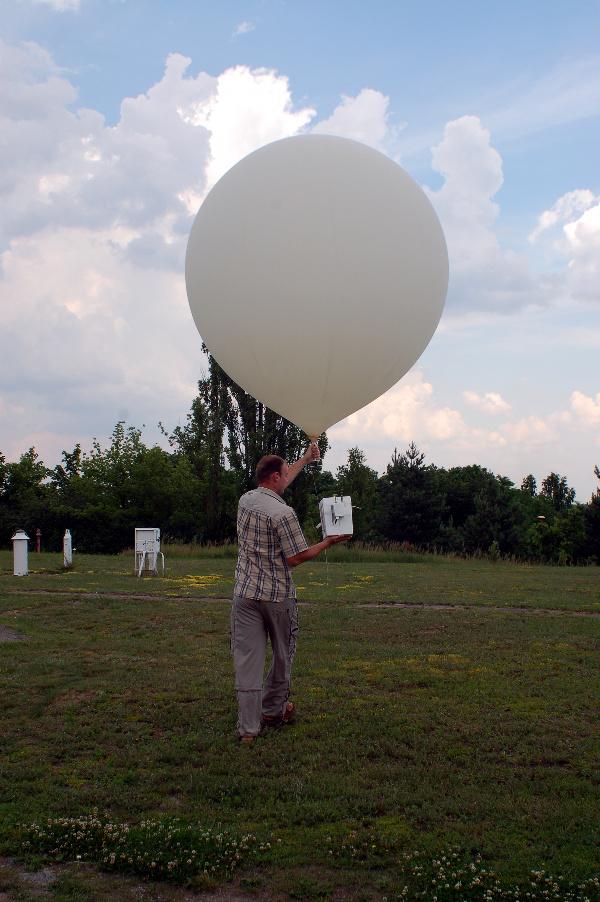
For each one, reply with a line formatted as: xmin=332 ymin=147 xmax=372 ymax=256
xmin=231 ymin=595 xmax=299 ymax=737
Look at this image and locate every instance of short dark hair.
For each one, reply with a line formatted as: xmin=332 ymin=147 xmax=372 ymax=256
xmin=256 ymin=454 xmax=284 ymax=484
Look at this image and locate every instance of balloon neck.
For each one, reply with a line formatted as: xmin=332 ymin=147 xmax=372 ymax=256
xmin=307 ymin=434 xmax=319 ymax=443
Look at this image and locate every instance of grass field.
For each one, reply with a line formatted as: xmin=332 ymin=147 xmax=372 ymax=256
xmin=1 ymin=548 xmax=599 ymax=900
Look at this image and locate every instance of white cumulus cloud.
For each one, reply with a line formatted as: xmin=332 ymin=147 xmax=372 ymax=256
xmin=325 ymin=375 xmax=600 ymax=499
xmin=564 ymin=202 xmax=600 ymax=252
xmin=330 ymin=371 xmax=468 ymax=445
xmin=463 ymin=390 xmax=511 ymax=414
xmin=499 ymin=416 xmax=558 ymax=446
xmin=426 ymin=115 xmax=543 ymax=315
xmin=528 ymin=189 xmax=597 ymax=243
xmin=312 ymin=88 xmax=398 ymax=151
xmin=0 ymin=44 xmax=216 ymax=263
xmin=191 ymin=65 xmax=315 ymax=190
xmin=429 ymin=115 xmax=503 ymax=267
xmin=529 ymin=188 xmax=600 ymax=305
xmin=0 ymin=225 xmax=200 ymax=448
xmin=570 ymin=390 xmax=600 ymax=427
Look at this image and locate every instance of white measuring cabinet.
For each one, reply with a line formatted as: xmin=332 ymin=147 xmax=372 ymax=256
xmin=134 ymin=528 xmax=165 ymax=577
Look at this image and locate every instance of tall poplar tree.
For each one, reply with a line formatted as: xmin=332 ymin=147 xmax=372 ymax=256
xmin=168 ymin=347 xmax=327 ymax=539
xmin=335 ymin=447 xmax=379 ymax=541
xmin=540 ymin=472 xmax=576 ymax=511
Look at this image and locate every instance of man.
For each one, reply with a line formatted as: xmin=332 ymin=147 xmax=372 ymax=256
xmin=231 ymin=443 xmax=350 ymax=744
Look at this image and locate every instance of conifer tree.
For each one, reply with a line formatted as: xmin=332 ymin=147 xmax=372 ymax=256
xmin=377 ymin=443 xmax=444 ymax=546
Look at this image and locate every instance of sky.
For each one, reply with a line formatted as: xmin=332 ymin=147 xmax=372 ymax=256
xmin=1 ymin=0 xmax=599 ymax=501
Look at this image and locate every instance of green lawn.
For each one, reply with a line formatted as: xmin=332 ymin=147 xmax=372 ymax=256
xmin=1 ymin=550 xmax=599 ymax=900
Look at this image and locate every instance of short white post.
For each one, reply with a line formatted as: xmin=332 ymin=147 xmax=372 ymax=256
xmin=63 ymin=529 xmax=73 ymax=567
xmin=12 ymin=529 xmax=30 ymax=576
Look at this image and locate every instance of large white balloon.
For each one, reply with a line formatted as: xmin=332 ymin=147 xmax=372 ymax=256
xmin=185 ymin=134 xmax=448 ymax=437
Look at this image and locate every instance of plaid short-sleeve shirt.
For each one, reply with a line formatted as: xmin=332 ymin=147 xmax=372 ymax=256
xmin=234 ymin=487 xmax=309 ymax=601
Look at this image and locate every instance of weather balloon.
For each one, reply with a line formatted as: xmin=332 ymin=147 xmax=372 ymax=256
xmin=185 ymin=134 xmax=448 ymax=437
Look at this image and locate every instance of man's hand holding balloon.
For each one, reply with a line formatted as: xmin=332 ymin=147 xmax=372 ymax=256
xmin=304 ymin=442 xmax=320 ymax=464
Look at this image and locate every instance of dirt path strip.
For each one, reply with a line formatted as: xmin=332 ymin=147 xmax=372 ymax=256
xmin=2 ymin=587 xmax=600 ymax=617
xmin=0 ymin=624 xmax=27 ymax=642
xmin=5 ymin=587 xmax=233 ymax=603
xmin=356 ymin=602 xmax=600 ymax=617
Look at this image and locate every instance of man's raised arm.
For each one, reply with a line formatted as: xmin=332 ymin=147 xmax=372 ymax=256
xmin=286 ymin=441 xmax=321 ymax=486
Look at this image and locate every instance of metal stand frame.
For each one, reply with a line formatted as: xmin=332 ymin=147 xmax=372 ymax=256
xmin=136 ymin=549 xmax=165 ymax=578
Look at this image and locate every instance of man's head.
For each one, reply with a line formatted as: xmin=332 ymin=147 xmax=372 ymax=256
xmin=256 ymin=454 xmax=290 ymax=496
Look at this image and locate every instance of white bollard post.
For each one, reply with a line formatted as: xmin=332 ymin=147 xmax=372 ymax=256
xmin=12 ymin=529 xmax=30 ymax=576
xmin=63 ymin=529 xmax=73 ymax=568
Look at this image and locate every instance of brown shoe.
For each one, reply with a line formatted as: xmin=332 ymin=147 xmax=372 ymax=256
xmin=261 ymin=701 xmax=296 ymax=729
xmin=239 ymin=734 xmax=255 ymax=745
xmin=282 ymin=701 xmax=296 ymax=723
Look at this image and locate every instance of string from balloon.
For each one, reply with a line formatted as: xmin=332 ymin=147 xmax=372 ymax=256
xmin=307 ymin=443 xmax=329 ymax=587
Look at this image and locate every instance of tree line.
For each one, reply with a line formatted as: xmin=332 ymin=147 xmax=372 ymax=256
xmin=1 ymin=350 xmax=599 ymax=563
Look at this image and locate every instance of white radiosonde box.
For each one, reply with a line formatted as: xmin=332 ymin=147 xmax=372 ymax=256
xmin=319 ymin=496 xmax=353 ymax=538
